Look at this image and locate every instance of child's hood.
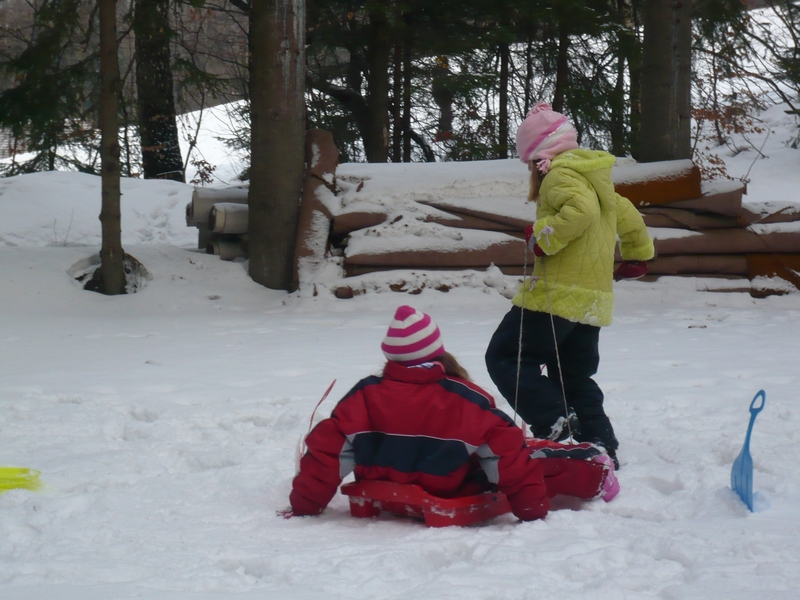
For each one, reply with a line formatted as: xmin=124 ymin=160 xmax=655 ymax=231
xmin=550 ymin=149 xmax=617 ymax=211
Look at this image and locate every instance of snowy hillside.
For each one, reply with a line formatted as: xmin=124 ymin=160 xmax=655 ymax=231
xmin=2 ymin=103 xmax=800 ymax=600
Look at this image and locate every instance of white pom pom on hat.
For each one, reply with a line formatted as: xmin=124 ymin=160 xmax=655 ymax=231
xmin=381 ymin=305 xmax=445 ymax=366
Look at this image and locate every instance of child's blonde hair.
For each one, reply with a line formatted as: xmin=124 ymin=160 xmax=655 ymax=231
xmin=438 ymin=351 xmax=471 ymax=381
xmin=527 ymin=161 xmax=543 ymax=202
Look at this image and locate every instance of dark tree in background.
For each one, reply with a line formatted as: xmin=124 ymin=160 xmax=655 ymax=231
xmin=0 ymin=0 xmax=95 ymax=174
xmin=98 ymin=0 xmax=126 ymax=295
xmin=248 ymin=0 xmax=306 ymax=290
xmin=3 ymin=0 xmax=800 ymax=180
xmin=133 ymin=0 xmax=185 ymax=181
xmin=639 ymin=0 xmax=692 ymax=162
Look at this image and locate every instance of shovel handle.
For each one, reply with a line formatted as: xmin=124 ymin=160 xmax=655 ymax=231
xmin=749 ymin=390 xmax=766 ymax=416
xmin=743 ymin=390 xmax=766 ymax=450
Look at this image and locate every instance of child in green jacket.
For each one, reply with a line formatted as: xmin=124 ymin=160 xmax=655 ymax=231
xmin=485 ymin=102 xmax=654 ymax=469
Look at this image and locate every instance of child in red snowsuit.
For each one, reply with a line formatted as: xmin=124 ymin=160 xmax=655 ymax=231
xmin=288 ymin=306 xmax=617 ymax=521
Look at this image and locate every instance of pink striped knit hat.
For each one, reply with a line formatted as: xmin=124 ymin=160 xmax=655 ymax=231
xmin=381 ymin=305 xmax=445 ymax=366
xmin=516 ymin=102 xmax=579 ymax=173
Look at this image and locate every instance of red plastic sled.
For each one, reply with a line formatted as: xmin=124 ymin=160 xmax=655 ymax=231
xmin=340 ymin=480 xmax=511 ymax=527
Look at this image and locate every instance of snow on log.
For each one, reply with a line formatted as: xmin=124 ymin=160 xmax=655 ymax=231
xmin=640 ymin=207 xmax=740 ymax=230
xmin=332 ymin=207 xmax=520 ymax=236
xmin=187 ymin=185 xmax=249 ymax=226
xmin=424 ymin=212 xmax=520 ymax=232
xmin=332 ymin=211 xmax=388 ymax=236
xmin=653 ymin=228 xmax=800 ymax=255
xmin=415 ymin=198 xmax=532 ymax=230
xmin=209 ymin=202 xmax=249 ymax=234
xmin=345 ymin=238 xmax=524 ymax=269
xmin=746 ymin=254 xmax=800 ymax=289
xmin=612 ymin=159 xmax=702 ymax=207
xmin=739 ymin=202 xmax=800 ymax=226
xmin=666 ymin=180 xmax=745 ymax=217
xmin=293 ymin=129 xmax=339 ymax=290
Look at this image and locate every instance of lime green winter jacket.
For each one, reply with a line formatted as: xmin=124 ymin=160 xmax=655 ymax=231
xmin=513 ymin=149 xmax=655 ymax=327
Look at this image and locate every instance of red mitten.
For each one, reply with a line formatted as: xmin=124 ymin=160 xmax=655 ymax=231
xmin=506 ymin=480 xmax=550 ymax=521
xmin=288 ymin=490 xmax=325 ymax=517
xmin=523 ymin=224 xmax=545 ymax=256
xmin=614 ymin=260 xmax=648 ymax=281
xmin=524 ymin=223 xmax=535 ymax=250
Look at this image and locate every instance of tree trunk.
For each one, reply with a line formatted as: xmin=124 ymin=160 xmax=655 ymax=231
xmin=133 ymin=0 xmax=184 ymax=181
xmin=402 ymin=39 xmax=412 ymax=163
xmin=524 ymin=37 xmax=533 ymax=115
xmin=552 ymin=23 xmax=570 ymax=114
xmin=627 ymin=0 xmax=643 ymax=160
xmin=611 ymin=0 xmax=636 ymax=157
xmin=391 ymin=26 xmax=402 ymax=163
xmin=610 ymin=51 xmax=627 ymax=157
xmin=98 ymin=0 xmax=125 ymax=295
xmin=247 ymin=0 xmax=306 ymax=290
xmin=497 ymin=42 xmax=509 ymax=159
xmin=639 ymin=0 xmax=692 ymax=162
xmin=364 ymin=8 xmax=391 ymax=162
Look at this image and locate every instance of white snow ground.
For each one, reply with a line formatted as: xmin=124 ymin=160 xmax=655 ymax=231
xmin=2 ymin=103 xmax=800 ymax=600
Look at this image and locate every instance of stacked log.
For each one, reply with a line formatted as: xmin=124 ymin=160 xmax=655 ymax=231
xmin=185 ymin=185 xmax=249 ymax=257
xmin=336 ymin=160 xmax=706 ymax=277
xmin=333 ymin=159 xmax=800 ymax=293
xmin=184 ymin=129 xmax=340 ymax=267
xmin=184 ymin=148 xmax=800 ymax=293
xmin=292 ymin=130 xmax=339 ymax=290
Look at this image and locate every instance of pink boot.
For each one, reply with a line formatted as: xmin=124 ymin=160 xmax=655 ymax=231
xmin=592 ymin=453 xmax=620 ymax=502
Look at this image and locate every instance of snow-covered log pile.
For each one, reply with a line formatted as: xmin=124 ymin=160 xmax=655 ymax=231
xmin=186 ymin=143 xmax=800 ymax=294
xmin=184 ymin=130 xmax=339 ymax=270
xmin=185 ymin=185 xmax=248 ymax=259
xmin=324 ymin=157 xmax=800 ymax=294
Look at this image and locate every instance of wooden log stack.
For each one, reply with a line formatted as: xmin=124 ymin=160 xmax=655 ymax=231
xmin=185 ymin=185 xmax=249 ymax=259
xmin=184 ymin=129 xmax=339 ymax=269
xmin=332 ymin=159 xmax=800 ymax=294
xmin=185 ymin=143 xmax=800 ymax=294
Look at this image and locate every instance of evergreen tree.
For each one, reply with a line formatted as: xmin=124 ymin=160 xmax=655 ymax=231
xmin=0 ymin=0 xmax=97 ymax=174
xmin=133 ymin=0 xmax=185 ymax=181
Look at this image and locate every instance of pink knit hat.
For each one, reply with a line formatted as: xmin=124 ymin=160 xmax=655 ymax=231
xmin=516 ymin=102 xmax=579 ymax=173
xmin=381 ymin=305 xmax=445 ymax=366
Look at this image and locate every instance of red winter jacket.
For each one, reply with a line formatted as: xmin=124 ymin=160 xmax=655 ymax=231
xmin=290 ymin=361 xmax=549 ymax=521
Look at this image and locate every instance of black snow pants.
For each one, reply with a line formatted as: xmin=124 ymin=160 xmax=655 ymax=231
xmin=484 ymin=305 xmax=617 ymax=452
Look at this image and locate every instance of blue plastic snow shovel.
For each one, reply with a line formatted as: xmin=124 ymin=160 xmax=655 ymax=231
xmin=731 ymin=390 xmax=766 ymax=511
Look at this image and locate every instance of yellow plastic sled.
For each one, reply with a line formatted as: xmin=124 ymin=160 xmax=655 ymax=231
xmin=0 ymin=467 xmax=42 ymax=494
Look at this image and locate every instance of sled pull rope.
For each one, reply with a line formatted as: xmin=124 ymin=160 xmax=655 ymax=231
xmin=541 ymin=252 xmax=573 ymax=442
xmin=301 ymin=379 xmax=337 ymax=455
xmin=513 ymin=248 xmax=528 ymax=432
